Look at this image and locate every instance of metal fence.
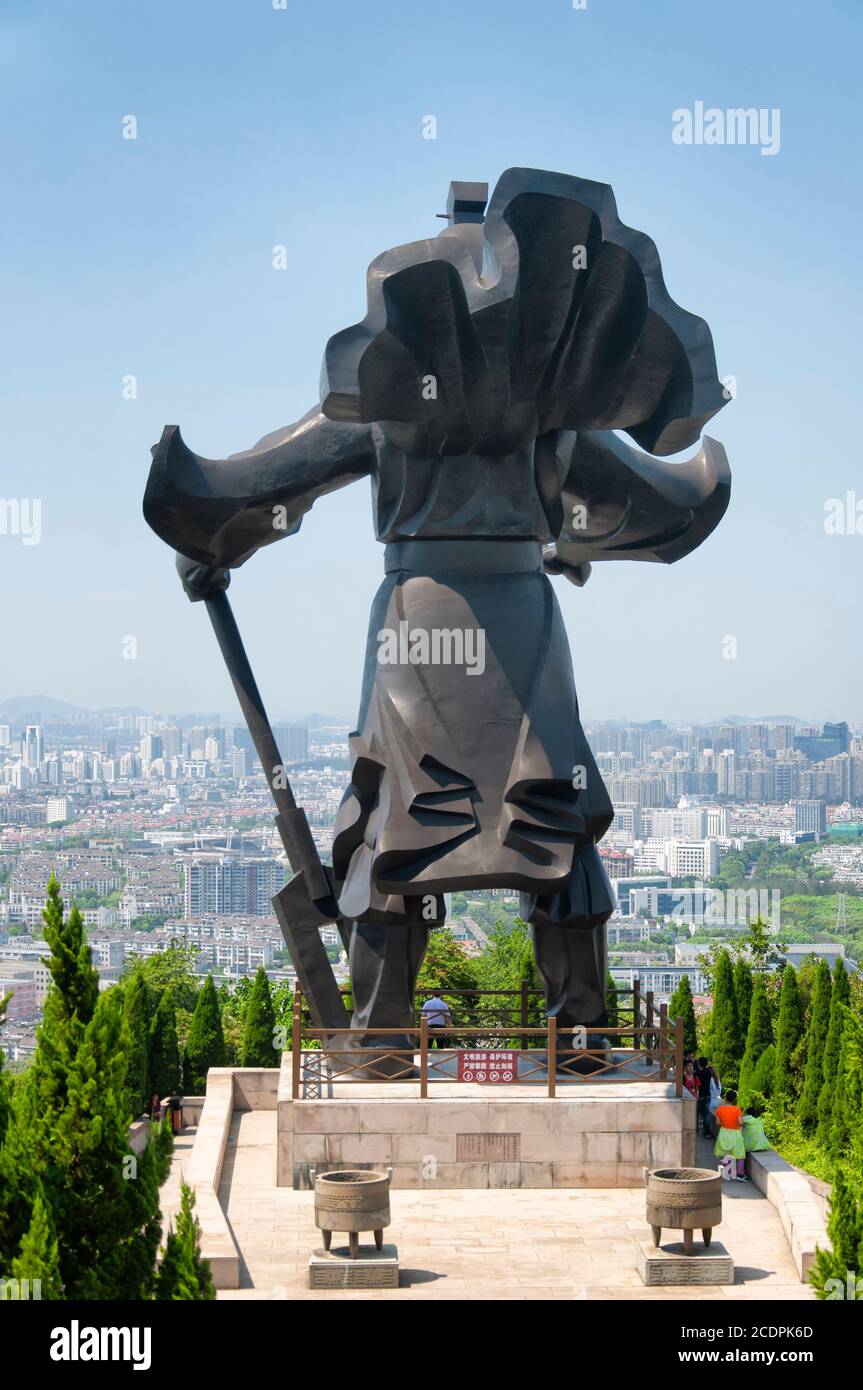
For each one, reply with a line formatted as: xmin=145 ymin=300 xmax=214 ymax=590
xmin=290 ymin=985 xmax=684 ymax=1099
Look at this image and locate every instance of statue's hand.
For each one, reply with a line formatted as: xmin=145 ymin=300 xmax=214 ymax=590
xmin=542 ymin=545 xmax=591 ymax=588
xmin=175 ymin=552 xmax=230 ymax=602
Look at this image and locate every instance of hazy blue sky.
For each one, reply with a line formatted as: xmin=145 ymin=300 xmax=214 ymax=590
xmin=1 ymin=0 xmax=860 ymax=725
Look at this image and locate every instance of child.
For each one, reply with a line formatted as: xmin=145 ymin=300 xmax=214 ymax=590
xmin=741 ymin=1097 xmax=770 ymax=1154
xmin=713 ymin=1088 xmax=747 ymax=1180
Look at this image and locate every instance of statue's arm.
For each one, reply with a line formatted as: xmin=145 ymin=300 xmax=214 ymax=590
xmin=142 ymin=406 xmax=375 ymax=572
xmin=544 ymin=429 xmax=730 ymax=587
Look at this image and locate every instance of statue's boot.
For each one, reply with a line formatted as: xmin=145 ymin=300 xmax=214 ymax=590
xmin=522 ymin=848 xmax=615 ymax=1077
xmin=345 ymin=920 xmax=430 ymax=1079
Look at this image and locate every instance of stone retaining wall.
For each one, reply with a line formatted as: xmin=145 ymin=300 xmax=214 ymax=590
xmin=276 ymin=1057 xmax=695 ymax=1190
xmin=746 ymin=1148 xmax=830 ymax=1280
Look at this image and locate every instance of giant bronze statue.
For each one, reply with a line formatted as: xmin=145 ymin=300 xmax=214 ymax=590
xmin=143 ymin=168 xmax=730 ymax=1055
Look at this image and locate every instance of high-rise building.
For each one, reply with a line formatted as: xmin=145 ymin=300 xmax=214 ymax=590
xmin=667 ymin=840 xmax=720 ymax=878
xmin=747 ymin=723 xmax=769 ymax=754
xmin=161 ymin=726 xmax=183 ymax=758
xmin=23 ymin=724 xmax=43 ymax=771
xmin=648 ymin=807 xmax=709 ymax=840
xmin=794 ymin=723 xmax=850 ymax=763
xmin=717 ymin=749 xmax=736 ymax=796
xmin=823 ymin=721 xmax=851 ymax=754
xmin=233 ymin=723 xmax=308 ymax=764
xmin=794 ymin=799 xmax=827 ymax=838
xmin=43 ymin=756 xmax=63 ymax=785
xmin=183 ymin=856 xmax=287 ymax=917
xmin=0 ymin=725 xmax=10 ymax=747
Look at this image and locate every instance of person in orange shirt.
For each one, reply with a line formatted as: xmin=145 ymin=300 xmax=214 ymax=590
xmin=713 ymin=1088 xmax=747 ymax=1179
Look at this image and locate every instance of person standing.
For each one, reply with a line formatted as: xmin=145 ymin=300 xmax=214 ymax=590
xmin=695 ymin=1057 xmax=716 ymax=1137
xmin=683 ymin=1058 xmax=699 ymax=1098
xmin=421 ymin=993 xmax=452 ymax=1048
xmin=714 ymin=1089 xmax=747 ymax=1179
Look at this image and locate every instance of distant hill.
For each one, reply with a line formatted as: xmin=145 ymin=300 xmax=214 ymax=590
xmin=0 ymin=694 xmax=90 ymax=721
xmin=0 ymin=695 xmax=352 ymax=729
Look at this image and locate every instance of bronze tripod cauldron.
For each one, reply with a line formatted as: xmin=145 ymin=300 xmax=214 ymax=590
xmin=314 ymin=1170 xmax=391 ymax=1259
xmin=644 ymin=1167 xmax=723 ymax=1256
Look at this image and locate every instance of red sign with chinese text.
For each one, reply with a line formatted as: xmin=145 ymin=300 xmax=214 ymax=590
xmin=457 ymin=1050 xmax=517 ymax=1083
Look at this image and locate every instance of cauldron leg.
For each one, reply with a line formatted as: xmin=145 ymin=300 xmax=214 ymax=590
xmin=322 ymin=1229 xmax=332 ymax=1251
xmin=683 ymin=1228 xmax=694 ymax=1256
xmin=702 ymin=1227 xmax=712 ymax=1247
xmin=349 ymin=1232 xmax=359 ymax=1259
xmin=651 ymin=1224 xmax=662 ymax=1247
xmin=374 ymin=1229 xmax=383 ymax=1249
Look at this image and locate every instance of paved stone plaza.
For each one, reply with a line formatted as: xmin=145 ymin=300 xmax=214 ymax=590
xmin=162 ymin=1111 xmax=815 ymax=1301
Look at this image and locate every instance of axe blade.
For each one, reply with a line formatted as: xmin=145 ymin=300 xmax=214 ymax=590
xmin=272 ymin=871 xmax=350 ymax=1031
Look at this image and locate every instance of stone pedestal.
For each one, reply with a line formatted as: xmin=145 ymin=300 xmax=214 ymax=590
xmin=309 ymin=1244 xmax=399 ymax=1289
xmin=278 ymin=1055 xmax=696 ymax=1190
xmin=637 ymin=1240 xmax=734 ymax=1286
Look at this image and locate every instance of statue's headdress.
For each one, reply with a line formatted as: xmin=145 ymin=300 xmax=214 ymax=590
xmin=321 ymin=168 xmax=727 ymax=457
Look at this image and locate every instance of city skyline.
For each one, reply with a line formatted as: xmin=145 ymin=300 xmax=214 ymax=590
xmin=0 ymin=692 xmax=860 ymax=731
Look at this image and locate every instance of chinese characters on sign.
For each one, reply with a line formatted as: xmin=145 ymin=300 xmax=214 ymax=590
xmin=456 ymin=1050 xmax=518 ymax=1083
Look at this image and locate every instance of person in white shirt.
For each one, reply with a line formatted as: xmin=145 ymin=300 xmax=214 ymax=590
xmin=421 ymin=994 xmax=452 ymax=1048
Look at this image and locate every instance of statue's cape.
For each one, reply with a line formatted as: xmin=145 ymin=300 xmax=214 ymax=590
xmin=320 ymin=167 xmax=728 ymax=458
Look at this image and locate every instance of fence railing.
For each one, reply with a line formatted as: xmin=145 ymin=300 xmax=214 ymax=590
xmin=323 ymin=984 xmax=645 ymax=1048
xmin=290 ymin=987 xmax=683 ymax=1100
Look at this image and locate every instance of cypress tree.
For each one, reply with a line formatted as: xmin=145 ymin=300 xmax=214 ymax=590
xmin=738 ymin=974 xmax=774 ymax=1105
xmin=25 ymin=882 xmax=99 ymax=1147
xmin=240 ymin=965 xmax=279 ymax=1067
xmin=0 ymin=992 xmax=9 ymax=1149
xmin=798 ymin=958 xmax=832 ymax=1132
xmin=120 ymin=1129 xmax=164 ymax=1302
xmin=810 ymin=1166 xmax=863 ymax=1300
xmin=149 ymin=989 xmax=181 ymax=1099
xmin=123 ymin=970 xmax=151 ymax=1117
xmin=817 ymin=960 xmax=851 ymax=1145
xmin=0 ymin=992 xmax=18 ymax=1268
xmin=773 ymin=964 xmax=804 ymax=1104
xmin=668 ymin=973 xmax=698 ymax=1054
xmin=155 ymin=1180 xmax=216 ymax=1300
xmin=749 ymin=1043 xmax=776 ymax=1100
xmin=155 ymin=1108 xmax=175 ymax=1185
xmin=16 ymin=881 xmax=167 ymax=1299
xmin=733 ymin=956 xmax=753 ymax=1043
xmin=184 ymin=976 xmax=227 ymax=1094
xmin=704 ymin=950 xmax=740 ymax=1083
xmin=19 ymin=885 xmax=102 ymax=1278
xmin=827 ymin=1007 xmax=862 ymax=1159
xmin=12 ymin=1192 xmax=63 ymax=1299
xmin=53 ymin=987 xmax=160 ymax=1298
xmin=605 ymin=972 xmax=619 ymax=1028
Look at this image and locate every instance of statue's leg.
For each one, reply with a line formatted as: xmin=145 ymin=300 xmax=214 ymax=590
xmin=527 ymin=917 xmax=609 ymax=1031
xmin=521 ymin=845 xmax=614 ymax=1072
xmin=348 ymin=919 xmax=430 ymax=1053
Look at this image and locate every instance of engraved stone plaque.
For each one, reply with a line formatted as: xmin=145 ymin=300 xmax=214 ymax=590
xmin=457 ymin=1132 xmax=521 ymax=1161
